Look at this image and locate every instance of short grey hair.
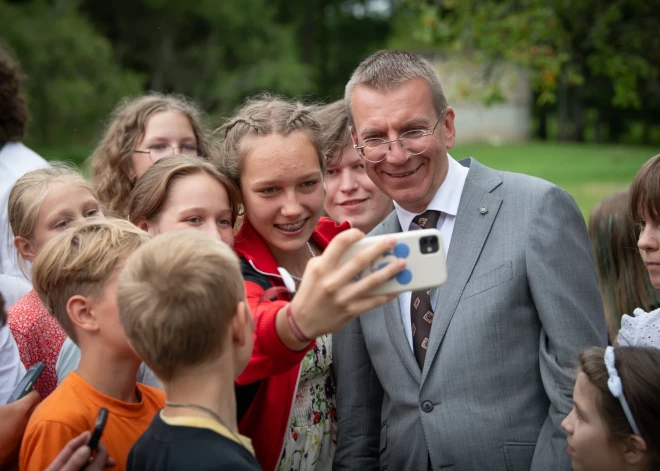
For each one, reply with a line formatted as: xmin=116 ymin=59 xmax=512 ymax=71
xmin=344 ymin=50 xmax=448 ymax=126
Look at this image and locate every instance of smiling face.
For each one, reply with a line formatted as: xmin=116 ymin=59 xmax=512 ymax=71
xmin=240 ymin=132 xmax=325 ymax=255
xmin=146 ymin=172 xmax=235 ymax=247
xmin=324 ymin=143 xmax=393 ymax=233
xmin=28 ymin=183 xmax=103 ymax=258
xmin=350 ymin=77 xmax=455 ymax=214
xmin=561 ymin=372 xmax=627 ymax=471
xmin=131 ymin=110 xmax=198 ymax=179
xmin=637 ymin=214 xmax=660 ymax=288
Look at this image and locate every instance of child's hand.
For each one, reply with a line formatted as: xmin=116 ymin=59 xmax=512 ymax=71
xmin=290 ymin=229 xmax=404 ymax=339
xmin=0 ymin=389 xmax=40 ymax=467
xmin=44 ymin=431 xmax=116 ymax=471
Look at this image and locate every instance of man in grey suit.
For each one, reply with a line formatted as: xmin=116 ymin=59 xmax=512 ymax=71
xmin=333 ymin=50 xmax=608 ymax=471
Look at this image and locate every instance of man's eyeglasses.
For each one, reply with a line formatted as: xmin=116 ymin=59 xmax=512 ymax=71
xmin=353 ymin=109 xmax=445 ymax=164
xmin=134 ymin=143 xmax=198 ymax=162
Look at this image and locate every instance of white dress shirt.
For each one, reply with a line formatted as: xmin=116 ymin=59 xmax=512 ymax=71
xmin=394 ymin=154 xmax=469 ymax=351
xmin=0 ymin=142 xmax=49 ymax=307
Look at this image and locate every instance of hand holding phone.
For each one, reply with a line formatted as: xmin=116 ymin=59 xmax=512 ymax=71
xmin=43 ymin=430 xmax=115 ymax=471
xmin=339 ymin=228 xmax=447 ymax=295
xmin=81 ymin=408 xmax=108 ymax=470
xmin=285 ymin=228 xmax=405 ymax=342
xmin=5 ymin=362 xmax=45 ymax=405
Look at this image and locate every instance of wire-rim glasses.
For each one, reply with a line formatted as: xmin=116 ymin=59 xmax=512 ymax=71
xmin=134 ymin=144 xmax=199 ymax=163
xmin=353 ymin=108 xmax=446 ymax=164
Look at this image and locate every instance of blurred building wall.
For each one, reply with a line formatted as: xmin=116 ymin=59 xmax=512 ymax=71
xmin=431 ymin=55 xmax=532 ymax=144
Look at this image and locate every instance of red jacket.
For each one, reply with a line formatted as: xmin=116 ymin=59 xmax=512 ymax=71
xmin=233 ymin=216 xmax=348 ymax=471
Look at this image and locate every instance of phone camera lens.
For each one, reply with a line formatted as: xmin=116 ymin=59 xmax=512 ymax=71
xmin=419 ymin=236 xmax=439 ymax=254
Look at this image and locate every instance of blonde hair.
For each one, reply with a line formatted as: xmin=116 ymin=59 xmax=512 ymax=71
xmin=7 ymin=164 xmax=96 ymax=275
xmin=313 ymin=99 xmax=352 ymax=167
xmin=88 ymin=93 xmax=214 ymax=217
xmin=589 ymin=189 xmax=660 ymax=337
xmin=31 ymin=218 xmax=150 ymax=343
xmin=214 ymin=94 xmax=325 ymax=188
xmin=344 ymin=50 xmax=448 ymax=126
xmin=127 ymin=154 xmax=241 ymax=227
xmin=117 ymin=230 xmax=245 ymax=382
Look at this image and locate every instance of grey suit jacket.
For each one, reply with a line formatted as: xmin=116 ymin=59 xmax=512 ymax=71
xmin=333 ymin=158 xmax=607 ymax=471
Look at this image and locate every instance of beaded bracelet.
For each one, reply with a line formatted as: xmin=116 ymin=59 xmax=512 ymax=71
xmin=286 ymin=303 xmax=311 ymax=343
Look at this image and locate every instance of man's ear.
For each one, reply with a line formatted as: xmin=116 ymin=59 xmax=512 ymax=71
xmin=443 ymin=106 xmax=456 ymax=150
xmin=230 ymin=301 xmax=249 ymax=348
xmin=622 ymin=434 xmax=647 ymax=465
xmin=14 ymin=236 xmax=37 ymax=262
xmin=67 ymin=295 xmax=100 ymax=334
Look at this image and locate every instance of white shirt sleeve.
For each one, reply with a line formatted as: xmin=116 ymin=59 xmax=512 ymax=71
xmin=0 ymin=273 xmax=33 ymax=309
xmin=0 ymin=323 xmax=26 ymax=403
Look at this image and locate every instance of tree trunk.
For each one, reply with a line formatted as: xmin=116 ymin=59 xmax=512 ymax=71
xmin=302 ymin=0 xmax=316 ymax=65
xmin=571 ymin=88 xmax=585 ymax=142
xmin=538 ymin=105 xmax=548 ymax=140
xmin=557 ymin=73 xmax=569 ymax=141
xmin=594 ymin=110 xmax=603 ymax=143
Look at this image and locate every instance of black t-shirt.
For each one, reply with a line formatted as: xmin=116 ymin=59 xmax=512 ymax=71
xmin=127 ymin=412 xmax=262 ymax=471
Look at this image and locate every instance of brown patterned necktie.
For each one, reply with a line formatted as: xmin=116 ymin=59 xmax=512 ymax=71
xmin=409 ymin=210 xmax=442 ymax=368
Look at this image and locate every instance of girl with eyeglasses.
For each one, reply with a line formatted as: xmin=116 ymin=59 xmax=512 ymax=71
xmin=88 ymin=93 xmax=214 ymax=217
xmin=561 ymin=346 xmax=659 ymax=471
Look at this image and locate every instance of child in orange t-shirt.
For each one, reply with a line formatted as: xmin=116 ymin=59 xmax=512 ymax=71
xmin=19 ymin=219 xmax=165 ymax=471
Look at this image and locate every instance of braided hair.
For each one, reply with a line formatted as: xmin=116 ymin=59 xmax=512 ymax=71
xmin=214 ymin=94 xmax=325 ymax=188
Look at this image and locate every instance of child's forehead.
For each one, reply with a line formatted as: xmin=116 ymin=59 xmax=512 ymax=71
xmin=637 ymin=205 xmax=660 ymax=223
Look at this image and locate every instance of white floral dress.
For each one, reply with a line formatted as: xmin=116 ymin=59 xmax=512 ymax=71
xmin=277 ymin=334 xmax=336 ymax=471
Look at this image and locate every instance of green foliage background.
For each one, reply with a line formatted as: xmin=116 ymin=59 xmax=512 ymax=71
xmin=1 ymin=0 xmax=658 ymax=197
xmin=1 ymin=0 xmax=393 ymax=148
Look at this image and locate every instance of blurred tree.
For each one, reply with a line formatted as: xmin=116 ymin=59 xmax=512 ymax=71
xmin=273 ymin=0 xmax=392 ymax=100
xmin=403 ymin=0 xmax=660 ymax=142
xmin=0 ymin=0 xmax=144 ymax=146
xmin=79 ymin=0 xmax=314 ymax=115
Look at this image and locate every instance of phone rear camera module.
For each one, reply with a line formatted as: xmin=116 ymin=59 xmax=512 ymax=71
xmin=419 ymin=236 xmax=439 ymax=254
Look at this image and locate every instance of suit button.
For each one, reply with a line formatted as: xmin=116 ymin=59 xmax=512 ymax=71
xmin=421 ymin=400 xmax=434 ymax=412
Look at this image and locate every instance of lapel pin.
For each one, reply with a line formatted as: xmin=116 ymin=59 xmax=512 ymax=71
xmin=479 ymin=206 xmax=488 ymax=215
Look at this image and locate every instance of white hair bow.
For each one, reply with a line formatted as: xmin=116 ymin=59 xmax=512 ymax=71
xmin=604 ymin=346 xmax=642 ymax=436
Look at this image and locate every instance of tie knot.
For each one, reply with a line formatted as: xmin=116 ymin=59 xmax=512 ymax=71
xmin=411 ymin=210 xmax=441 ymax=230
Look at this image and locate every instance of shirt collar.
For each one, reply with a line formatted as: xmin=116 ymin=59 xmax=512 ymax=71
xmin=394 ymin=154 xmax=469 ymax=231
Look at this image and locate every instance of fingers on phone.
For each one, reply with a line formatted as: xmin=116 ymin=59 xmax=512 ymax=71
xmin=321 ymin=229 xmax=365 ymax=262
xmin=341 ymin=258 xmax=405 ymax=302
xmin=334 ymin=237 xmax=398 ymax=284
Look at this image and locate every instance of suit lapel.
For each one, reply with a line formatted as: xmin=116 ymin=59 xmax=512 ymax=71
xmin=376 ymin=213 xmax=422 ymax=383
xmin=421 ymin=159 xmax=503 ymax=384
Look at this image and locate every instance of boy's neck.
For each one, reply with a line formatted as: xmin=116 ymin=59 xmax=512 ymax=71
xmin=76 ymin=346 xmax=142 ymax=403
xmin=162 ymin=361 xmax=238 ymax=434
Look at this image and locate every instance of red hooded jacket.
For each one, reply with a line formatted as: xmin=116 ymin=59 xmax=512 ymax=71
xmin=233 ymin=216 xmax=349 ymax=471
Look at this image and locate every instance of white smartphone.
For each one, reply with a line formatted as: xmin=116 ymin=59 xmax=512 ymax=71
xmin=340 ymin=228 xmax=447 ymax=295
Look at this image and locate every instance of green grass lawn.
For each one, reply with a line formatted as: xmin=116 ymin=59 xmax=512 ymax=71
xmin=37 ymin=141 xmax=658 ymax=221
xmin=451 ymin=142 xmax=658 ymax=219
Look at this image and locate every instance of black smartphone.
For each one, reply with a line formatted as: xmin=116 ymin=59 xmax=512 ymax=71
xmin=81 ymin=408 xmax=108 ymax=470
xmin=5 ymin=362 xmax=45 ymax=404
xmin=87 ymin=407 xmax=108 ymax=452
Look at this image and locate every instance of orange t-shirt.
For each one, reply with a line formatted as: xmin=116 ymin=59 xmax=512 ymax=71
xmin=19 ymin=371 xmax=165 ymax=471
